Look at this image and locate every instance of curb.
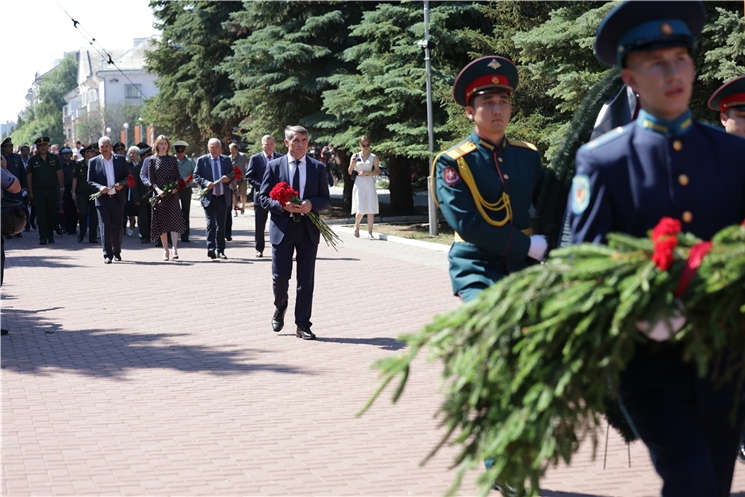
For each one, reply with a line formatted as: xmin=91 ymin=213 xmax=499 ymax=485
xmin=332 ymin=226 xmax=450 ymax=252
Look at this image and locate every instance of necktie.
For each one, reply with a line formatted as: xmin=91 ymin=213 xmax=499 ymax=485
xmin=213 ymin=158 xmax=222 ymax=195
xmin=292 ymin=160 xmax=300 ymax=196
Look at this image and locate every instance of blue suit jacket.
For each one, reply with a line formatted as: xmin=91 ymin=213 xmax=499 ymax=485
xmin=569 ymin=109 xmax=745 ymax=245
xmin=193 ymin=153 xmax=233 ymax=208
xmin=246 ymin=151 xmax=281 ymax=201
xmin=259 ymin=155 xmax=331 ymax=245
xmin=87 ymin=153 xmax=128 ymax=207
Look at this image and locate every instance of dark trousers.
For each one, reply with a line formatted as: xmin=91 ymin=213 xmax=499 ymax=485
xmin=225 ymin=203 xmax=233 ymax=239
xmin=178 ymin=189 xmax=191 ymax=241
xmin=137 ymin=201 xmax=151 ymax=241
xmin=34 ymin=189 xmax=57 ymax=241
xmin=1 ymin=238 xmax=5 ymax=286
xmin=618 ymin=343 xmax=745 ymax=497
xmin=271 ymin=219 xmax=318 ymax=328
xmin=96 ymin=199 xmax=124 ymax=259
xmin=76 ymin=196 xmax=98 ymax=241
xmin=63 ymin=185 xmax=77 ymax=233
xmin=204 ymin=195 xmax=227 ymax=252
xmin=27 ymin=197 xmax=36 ymax=227
xmin=254 ymin=204 xmax=268 ymax=253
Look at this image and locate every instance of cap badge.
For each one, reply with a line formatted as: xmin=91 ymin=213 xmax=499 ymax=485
xmin=660 ymin=23 xmax=673 ymax=36
xmin=487 ymin=59 xmax=501 ymax=70
xmin=491 ymin=76 xmax=500 ymax=84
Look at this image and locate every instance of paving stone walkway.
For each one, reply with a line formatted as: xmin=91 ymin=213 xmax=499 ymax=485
xmin=2 ymin=203 xmax=743 ymax=496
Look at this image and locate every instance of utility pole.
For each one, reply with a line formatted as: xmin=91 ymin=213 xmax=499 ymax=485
xmin=418 ymin=0 xmax=438 ymax=236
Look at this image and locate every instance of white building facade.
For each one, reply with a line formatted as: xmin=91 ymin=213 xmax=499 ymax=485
xmin=63 ymin=38 xmax=158 ymax=147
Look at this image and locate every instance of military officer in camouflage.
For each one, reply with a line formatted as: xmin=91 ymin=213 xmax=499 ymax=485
xmin=432 ymin=55 xmax=547 ymax=303
xmin=568 ymin=2 xmax=745 ymax=495
xmin=26 ymin=137 xmax=64 ymax=245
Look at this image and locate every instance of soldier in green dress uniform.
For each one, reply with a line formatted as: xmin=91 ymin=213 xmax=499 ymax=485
xmin=71 ymin=144 xmax=99 ymax=243
xmin=26 ymin=137 xmax=64 ymax=245
xmin=432 ymin=56 xmax=548 ymax=303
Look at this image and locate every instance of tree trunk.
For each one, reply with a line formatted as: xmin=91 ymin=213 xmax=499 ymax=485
xmin=387 ymin=155 xmax=416 ymax=215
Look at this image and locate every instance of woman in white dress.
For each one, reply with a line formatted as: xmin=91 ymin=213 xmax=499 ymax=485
xmin=348 ymin=136 xmax=380 ymax=239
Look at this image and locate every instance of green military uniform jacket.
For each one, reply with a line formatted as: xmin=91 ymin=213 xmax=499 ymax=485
xmin=74 ymin=160 xmax=96 ymax=197
xmin=28 ymin=153 xmax=61 ymax=190
xmin=433 ymin=130 xmax=544 ymax=296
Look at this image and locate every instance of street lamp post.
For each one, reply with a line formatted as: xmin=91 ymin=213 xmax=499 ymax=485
xmin=123 ymin=122 xmax=129 ymax=147
xmin=419 ymin=0 xmax=438 ymax=236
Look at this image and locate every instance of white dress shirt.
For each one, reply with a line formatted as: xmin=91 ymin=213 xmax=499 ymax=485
xmin=103 ymin=155 xmax=117 ymax=195
xmin=287 ymin=154 xmax=306 ymax=199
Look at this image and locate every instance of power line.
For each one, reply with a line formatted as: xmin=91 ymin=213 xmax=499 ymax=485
xmin=56 ymin=1 xmax=149 ymax=100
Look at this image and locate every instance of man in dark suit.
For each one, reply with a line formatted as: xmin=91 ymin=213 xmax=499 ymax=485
xmin=246 ymin=134 xmax=281 ymax=258
xmin=259 ymin=126 xmax=331 ymax=341
xmin=87 ymin=136 xmax=128 ymax=264
xmin=193 ymin=138 xmax=232 ymax=260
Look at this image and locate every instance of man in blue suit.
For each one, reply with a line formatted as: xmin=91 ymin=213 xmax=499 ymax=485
xmin=568 ymin=2 xmax=745 ymax=496
xmin=193 ymin=138 xmax=232 ymax=260
xmin=259 ymin=126 xmax=331 ymax=340
xmin=87 ymin=136 xmax=129 ymax=264
xmin=246 ymin=134 xmax=281 ymax=258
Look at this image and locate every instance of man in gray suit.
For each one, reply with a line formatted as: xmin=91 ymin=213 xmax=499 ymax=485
xmin=246 ymin=134 xmax=281 ymax=258
xmin=193 ymin=138 xmax=232 ymax=260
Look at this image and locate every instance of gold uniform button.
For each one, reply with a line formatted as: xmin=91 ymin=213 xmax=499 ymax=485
xmin=672 ymin=140 xmax=683 ymax=151
xmin=682 ymin=211 xmax=693 ymax=223
xmin=678 ymin=174 xmax=689 ymax=186
xmin=498 ymin=157 xmax=503 ymax=162
xmin=503 ymin=174 xmax=509 ymax=180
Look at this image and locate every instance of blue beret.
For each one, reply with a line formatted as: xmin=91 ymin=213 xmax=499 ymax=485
xmin=595 ymin=0 xmax=705 ymax=67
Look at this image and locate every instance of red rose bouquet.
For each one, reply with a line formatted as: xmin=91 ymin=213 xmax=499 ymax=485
xmin=269 ymin=181 xmax=341 ymax=250
xmin=127 ymin=173 xmax=135 ymax=188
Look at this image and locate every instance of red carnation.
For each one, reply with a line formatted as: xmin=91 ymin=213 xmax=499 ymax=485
xmin=269 ymin=182 xmax=298 ymax=206
xmin=233 ymin=166 xmax=242 ymax=182
xmin=186 ymin=174 xmax=193 ymax=183
xmin=650 ymin=217 xmax=681 ymax=271
xmin=177 ymin=178 xmax=186 ymax=191
xmin=127 ymin=173 xmax=135 ymax=188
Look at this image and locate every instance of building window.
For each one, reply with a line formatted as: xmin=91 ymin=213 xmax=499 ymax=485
xmin=125 ymin=84 xmax=142 ymax=99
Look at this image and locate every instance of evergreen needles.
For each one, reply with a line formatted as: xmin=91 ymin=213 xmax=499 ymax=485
xmin=359 ymin=224 xmax=745 ymax=497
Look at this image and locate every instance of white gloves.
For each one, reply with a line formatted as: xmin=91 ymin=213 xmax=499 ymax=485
xmin=635 ymin=301 xmax=686 ymax=342
xmin=528 ymin=235 xmax=548 ymax=261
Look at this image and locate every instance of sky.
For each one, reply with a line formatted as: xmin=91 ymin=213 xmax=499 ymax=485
xmin=2 ymin=0 xmax=158 ymax=124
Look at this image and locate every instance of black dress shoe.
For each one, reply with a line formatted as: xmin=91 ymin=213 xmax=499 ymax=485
xmin=24 ymin=225 xmax=30 ymax=232
xmin=39 ymin=239 xmax=47 ymax=245
xmin=89 ymin=239 xmax=98 ymax=244
xmin=114 ymin=254 xmax=122 ymax=262
xmin=217 ymin=252 xmax=227 ymax=260
xmin=78 ymin=235 xmax=84 ymax=242
xmin=55 ymin=229 xmax=64 ymax=235
xmin=207 ymin=250 xmax=217 ymax=260
xmin=226 ymin=236 xmax=232 ymax=241
xmin=1 ymin=328 xmax=8 ymax=336
xmin=30 ymin=222 xmax=37 ymax=229
xmin=296 ymin=326 xmax=316 ymax=340
xmin=271 ymin=308 xmax=287 ymax=332
xmin=15 ymin=232 xmax=21 ymax=238
xmin=48 ymin=238 xmax=55 ymax=244
xmin=104 ymin=257 xmax=112 ymax=264
xmin=140 ymin=238 xmax=149 ymax=243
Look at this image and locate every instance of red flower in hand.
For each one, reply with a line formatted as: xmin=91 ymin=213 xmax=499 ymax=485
xmin=177 ymin=178 xmax=186 ymax=191
xmin=233 ymin=166 xmax=242 ymax=182
xmin=186 ymin=174 xmax=193 ymax=183
xmin=127 ymin=173 xmax=135 ymax=188
xmin=650 ymin=217 xmax=681 ymax=271
xmin=269 ymin=182 xmax=298 ymax=206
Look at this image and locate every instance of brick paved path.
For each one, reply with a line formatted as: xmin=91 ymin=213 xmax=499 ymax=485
xmin=2 ymin=203 xmax=744 ymax=496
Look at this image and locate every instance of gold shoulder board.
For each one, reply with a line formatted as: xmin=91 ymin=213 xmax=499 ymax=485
xmin=507 ymin=138 xmax=538 ymax=151
xmin=445 ymin=141 xmax=477 ymax=160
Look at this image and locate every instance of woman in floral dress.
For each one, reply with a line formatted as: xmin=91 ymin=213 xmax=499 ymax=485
xmin=148 ymin=135 xmax=185 ymax=260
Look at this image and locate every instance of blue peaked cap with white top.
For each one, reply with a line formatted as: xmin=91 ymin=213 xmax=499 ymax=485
xmin=595 ymin=0 xmax=706 ymax=68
